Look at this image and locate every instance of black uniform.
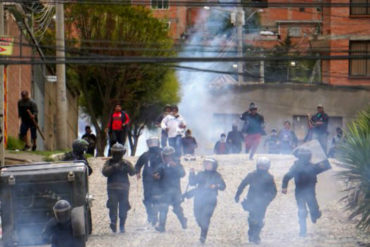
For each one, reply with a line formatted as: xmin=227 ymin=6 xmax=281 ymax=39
xmin=135 ymin=147 xmax=163 ymax=225
xmin=282 ymin=160 xmax=330 ymax=236
xmin=42 ymin=218 xmax=84 ymax=247
xmin=62 ymin=152 xmax=93 ymax=176
xmin=81 ymin=133 xmax=96 ymax=156
xmin=102 ymin=158 xmax=135 ymax=232
xmin=155 ymin=160 xmax=187 ymax=231
xmin=310 ymin=112 xmax=329 ymax=153
xmin=189 ymin=169 xmax=226 ymax=242
xmin=235 ymin=170 xmax=277 ymax=243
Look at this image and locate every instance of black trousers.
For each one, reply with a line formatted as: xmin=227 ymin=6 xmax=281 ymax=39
xmin=143 ymin=180 xmax=156 ymax=224
xmin=247 ymin=206 xmax=267 ymax=241
xmin=107 ymin=189 xmax=131 ymax=226
xmin=295 ymin=188 xmax=320 ymax=233
xmin=109 ymin=130 xmax=126 ymax=155
xmin=194 ymin=197 xmax=217 ymax=239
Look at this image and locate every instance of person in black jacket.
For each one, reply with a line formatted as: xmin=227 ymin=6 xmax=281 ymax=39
xmin=282 ymin=148 xmax=331 ymax=237
xmin=18 ymin=90 xmax=38 ymax=151
xmin=188 ymin=158 xmax=226 ymax=243
xmin=226 ymin=124 xmax=244 ymax=154
xmin=102 ymin=143 xmax=135 ymax=233
xmin=235 ymin=157 xmax=277 ymax=244
xmin=155 ymin=146 xmax=187 ymax=232
xmin=42 ymin=200 xmax=85 ymax=247
xmin=135 ymin=136 xmax=162 ymax=225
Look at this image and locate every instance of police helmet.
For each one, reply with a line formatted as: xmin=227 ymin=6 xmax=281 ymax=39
xmin=53 ymin=200 xmax=72 ymax=223
xmin=146 ymin=136 xmax=160 ymax=148
xmin=256 ymin=157 xmax=271 ymax=170
xmin=72 ymin=139 xmax=89 ymax=155
xmin=294 ymin=148 xmax=312 ymax=163
xmin=203 ymin=158 xmax=218 ymax=170
xmin=111 ymin=143 xmax=126 ymax=160
xmin=162 ymin=146 xmax=175 ymax=157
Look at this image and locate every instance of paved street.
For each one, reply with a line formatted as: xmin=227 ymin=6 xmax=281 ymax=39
xmin=87 ymin=155 xmax=370 ymax=247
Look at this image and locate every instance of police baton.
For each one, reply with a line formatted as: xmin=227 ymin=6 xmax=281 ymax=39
xmin=26 ymin=109 xmax=45 ymax=140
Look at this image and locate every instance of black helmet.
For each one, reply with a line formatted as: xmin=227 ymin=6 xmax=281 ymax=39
xmin=111 ymin=143 xmax=126 ymax=160
xmin=294 ymin=148 xmax=312 ymax=163
xmin=72 ymin=139 xmax=89 ymax=155
xmin=203 ymin=158 xmax=218 ymax=170
xmin=53 ymin=200 xmax=72 ymax=223
xmin=256 ymin=157 xmax=271 ymax=170
xmin=146 ymin=136 xmax=160 ymax=148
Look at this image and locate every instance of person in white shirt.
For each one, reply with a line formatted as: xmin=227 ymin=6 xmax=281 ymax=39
xmin=161 ymin=105 xmax=186 ymax=157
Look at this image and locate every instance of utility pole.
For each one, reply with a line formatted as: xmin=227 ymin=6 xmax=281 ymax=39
xmin=55 ymin=2 xmax=68 ymax=149
xmin=0 ymin=3 xmax=4 ymax=166
xmin=236 ymin=9 xmax=245 ymax=84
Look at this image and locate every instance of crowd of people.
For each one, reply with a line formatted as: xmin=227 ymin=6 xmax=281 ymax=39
xmin=214 ymin=102 xmax=344 ymax=159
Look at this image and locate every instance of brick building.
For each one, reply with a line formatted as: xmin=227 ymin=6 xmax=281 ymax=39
xmin=244 ymin=0 xmax=370 ymax=86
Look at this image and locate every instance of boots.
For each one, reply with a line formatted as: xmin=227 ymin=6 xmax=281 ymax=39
xmin=299 ymin=217 xmax=307 ymax=237
xmin=119 ymin=217 xmax=126 ymax=233
xmin=200 ymin=227 xmax=208 ymax=244
xmin=110 ymin=223 xmax=117 ymax=233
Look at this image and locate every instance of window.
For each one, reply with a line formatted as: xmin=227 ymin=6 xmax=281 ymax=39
xmin=151 ymin=0 xmax=168 ymax=9
xmin=349 ymin=41 xmax=370 ymax=77
xmin=288 ymin=27 xmax=301 ymax=37
xmin=350 ymin=0 xmax=370 ymax=15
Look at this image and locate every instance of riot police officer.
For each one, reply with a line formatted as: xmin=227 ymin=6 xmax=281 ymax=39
xmin=42 ymin=200 xmax=85 ymax=247
xmin=135 ymin=136 xmax=162 ymax=225
xmin=282 ymin=148 xmax=330 ymax=237
xmin=102 ymin=143 xmax=135 ymax=233
xmin=63 ymin=139 xmax=93 ymax=175
xmin=235 ymin=157 xmax=277 ymax=244
xmin=155 ymin=146 xmax=187 ymax=232
xmin=188 ymin=158 xmax=226 ymax=244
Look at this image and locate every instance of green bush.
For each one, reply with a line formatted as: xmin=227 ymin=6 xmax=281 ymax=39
xmin=6 ymin=136 xmax=24 ymax=150
xmin=338 ymin=108 xmax=370 ymax=231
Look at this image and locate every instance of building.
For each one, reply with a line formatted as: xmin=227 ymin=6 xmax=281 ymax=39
xmin=244 ymin=0 xmax=370 ymax=86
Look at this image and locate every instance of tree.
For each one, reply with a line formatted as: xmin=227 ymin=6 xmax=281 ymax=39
xmin=65 ymin=4 xmax=180 ymax=156
xmin=337 ymin=108 xmax=370 ymax=231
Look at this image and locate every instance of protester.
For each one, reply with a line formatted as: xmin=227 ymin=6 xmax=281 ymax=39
xmin=135 ymin=137 xmax=163 ymax=225
xmin=42 ymin=200 xmax=85 ymax=247
xmin=307 ymin=104 xmax=329 ymax=153
xmin=214 ymin=133 xmax=229 ymax=154
xmin=328 ymin=127 xmax=344 ymax=158
xmin=278 ymin=121 xmax=298 ymax=154
xmin=82 ymin=125 xmax=97 ymax=156
xmin=154 ymin=147 xmax=187 ymax=232
xmin=235 ymin=157 xmax=277 ymax=244
xmin=156 ymin=104 xmax=172 ymax=147
xmin=161 ymin=105 xmax=186 ymax=157
xmin=105 ymin=104 xmax=130 ymax=155
xmin=240 ymin=102 xmax=266 ymax=160
xmin=17 ymin=90 xmax=38 ymax=151
xmin=102 ymin=143 xmax=135 ymax=233
xmin=187 ymin=158 xmax=226 ymax=244
xmin=226 ymin=124 xmax=244 ymax=154
xmin=264 ymin=129 xmax=279 ymax=154
xmin=182 ymin=129 xmax=198 ymax=155
xmin=282 ymin=148 xmax=331 ymax=237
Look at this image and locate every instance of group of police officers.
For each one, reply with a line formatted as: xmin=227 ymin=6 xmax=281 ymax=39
xmin=44 ymin=135 xmax=330 ymax=247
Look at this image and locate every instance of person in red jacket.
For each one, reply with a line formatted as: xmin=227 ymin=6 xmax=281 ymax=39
xmin=105 ymin=104 xmax=130 ymax=155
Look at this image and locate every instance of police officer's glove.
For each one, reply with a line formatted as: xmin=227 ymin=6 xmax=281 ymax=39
xmin=234 ymin=196 xmax=240 ymax=203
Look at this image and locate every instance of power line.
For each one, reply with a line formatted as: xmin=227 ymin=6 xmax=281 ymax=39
xmin=5 ymin=0 xmax=370 ymax=8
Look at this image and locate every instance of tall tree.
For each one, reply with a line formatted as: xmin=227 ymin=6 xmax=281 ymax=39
xmin=65 ymin=5 xmax=179 ymax=156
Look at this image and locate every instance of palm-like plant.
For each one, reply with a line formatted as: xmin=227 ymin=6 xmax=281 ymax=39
xmin=337 ymin=108 xmax=370 ymax=231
